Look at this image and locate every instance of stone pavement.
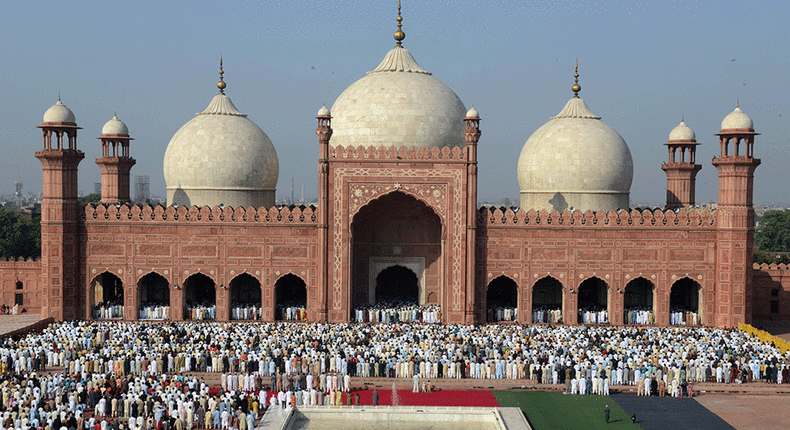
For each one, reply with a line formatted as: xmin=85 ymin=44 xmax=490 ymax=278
xmin=0 ymin=313 xmax=42 ymax=335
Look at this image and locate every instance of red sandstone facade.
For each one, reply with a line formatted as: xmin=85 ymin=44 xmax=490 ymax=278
xmin=4 ymin=104 xmax=789 ymax=327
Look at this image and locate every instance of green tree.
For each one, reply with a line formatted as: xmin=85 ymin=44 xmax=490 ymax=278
xmin=79 ymin=193 xmax=101 ymax=204
xmin=755 ymin=210 xmax=790 ymax=253
xmin=0 ymin=207 xmax=40 ymax=258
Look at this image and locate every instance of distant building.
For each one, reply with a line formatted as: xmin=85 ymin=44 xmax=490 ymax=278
xmin=134 ymin=175 xmax=150 ymax=204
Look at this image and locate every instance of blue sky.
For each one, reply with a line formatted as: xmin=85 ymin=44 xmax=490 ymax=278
xmin=1 ymin=0 xmax=787 ymax=205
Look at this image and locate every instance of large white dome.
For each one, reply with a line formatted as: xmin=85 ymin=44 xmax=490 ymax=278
xmin=721 ymin=106 xmax=753 ymax=130
xmin=101 ymin=114 xmax=129 ymax=136
xmin=163 ymin=93 xmax=278 ymax=208
xmin=43 ymin=99 xmax=76 ymax=124
xmin=518 ymin=96 xmax=633 ymax=212
xmin=330 ymin=45 xmax=466 ymax=149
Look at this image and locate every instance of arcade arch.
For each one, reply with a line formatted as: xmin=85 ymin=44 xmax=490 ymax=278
xmin=670 ymin=277 xmax=701 ymax=325
xmin=138 ymin=272 xmax=170 ymax=320
xmin=275 ymin=274 xmax=307 ymax=321
xmin=578 ymin=276 xmax=609 ymax=324
xmin=183 ymin=273 xmax=215 ymax=320
xmin=532 ymin=276 xmax=563 ymax=324
xmin=624 ymin=277 xmax=655 ymax=324
xmin=230 ymin=273 xmax=262 ymax=320
xmin=90 ymin=272 xmax=123 ymax=319
xmin=486 ymin=275 xmax=518 ymax=322
xmin=376 ymin=265 xmax=420 ymax=304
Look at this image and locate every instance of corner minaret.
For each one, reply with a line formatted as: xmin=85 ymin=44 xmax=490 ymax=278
xmin=35 ymin=96 xmax=85 ymax=320
xmin=712 ymin=103 xmax=761 ymax=327
xmin=95 ymin=114 xmax=136 ymax=203
xmin=661 ymin=118 xmax=701 ymax=209
xmin=315 ymin=105 xmax=332 ymax=323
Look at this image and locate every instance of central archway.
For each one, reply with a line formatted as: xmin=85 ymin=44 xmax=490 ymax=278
xmin=183 ymin=273 xmax=216 ymax=320
xmin=670 ymin=277 xmax=701 ymax=325
xmin=578 ymin=276 xmax=609 ymax=324
xmin=624 ymin=277 xmax=655 ymax=324
xmin=351 ymin=192 xmax=442 ymax=309
xmin=275 ymin=274 xmax=307 ymax=321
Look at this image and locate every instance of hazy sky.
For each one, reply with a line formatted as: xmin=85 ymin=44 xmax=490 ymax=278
xmin=1 ymin=0 xmax=787 ymax=205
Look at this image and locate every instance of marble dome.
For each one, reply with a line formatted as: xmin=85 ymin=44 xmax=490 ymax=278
xmin=518 ymin=96 xmax=633 ymax=212
xmin=330 ymin=45 xmax=466 ymax=148
xmin=721 ymin=106 xmax=753 ymax=130
xmin=43 ymin=99 xmax=76 ymax=124
xmin=669 ymin=119 xmax=695 ymax=141
xmin=163 ymin=92 xmax=278 ymax=208
xmin=101 ymin=114 xmax=129 ymax=136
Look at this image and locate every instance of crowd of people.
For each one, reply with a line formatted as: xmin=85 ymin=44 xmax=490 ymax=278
xmin=670 ymin=310 xmax=701 ymax=326
xmin=92 ymin=301 xmax=124 ymax=320
xmin=184 ymin=304 xmax=216 ymax=321
xmin=624 ymin=308 xmax=655 ymax=325
xmin=277 ymin=304 xmax=307 ymax=321
xmin=230 ymin=303 xmax=261 ymax=321
xmin=531 ymin=307 xmax=562 ymax=324
xmin=0 ymin=318 xmax=786 ymax=430
xmin=353 ymin=302 xmax=441 ymax=324
xmin=138 ymin=304 xmax=170 ymax=320
xmin=487 ymin=307 xmax=518 ymax=322
xmin=579 ymin=307 xmax=609 ymax=324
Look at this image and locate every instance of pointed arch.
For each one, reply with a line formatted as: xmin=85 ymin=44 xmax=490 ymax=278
xmin=486 ymin=275 xmax=518 ymax=322
xmin=183 ymin=272 xmax=216 ymax=320
xmin=376 ymin=265 xmax=420 ymax=304
xmin=578 ymin=276 xmax=609 ymax=324
xmin=670 ymin=277 xmax=701 ymax=325
xmin=137 ymin=272 xmax=170 ymax=320
xmin=624 ymin=277 xmax=655 ymax=325
xmin=229 ymin=273 xmax=262 ymax=320
xmin=90 ymin=272 xmax=124 ymax=319
xmin=275 ymin=273 xmax=307 ymax=321
xmin=532 ymin=276 xmax=564 ymax=324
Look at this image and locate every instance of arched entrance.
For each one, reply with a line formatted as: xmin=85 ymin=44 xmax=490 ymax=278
xmin=351 ymin=192 xmax=442 ymax=318
xmin=230 ymin=273 xmax=262 ymax=320
xmin=91 ymin=272 xmax=123 ymax=319
xmin=275 ymin=274 xmax=307 ymax=321
xmin=624 ymin=277 xmax=655 ymax=324
xmin=578 ymin=276 xmax=609 ymax=324
xmin=486 ymin=276 xmax=518 ymax=322
xmin=183 ymin=273 xmax=215 ymax=320
xmin=532 ymin=276 xmax=563 ymax=324
xmin=670 ymin=277 xmax=701 ymax=325
xmin=376 ymin=265 xmax=419 ymax=304
xmin=138 ymin=272 xmax=170 ymax=320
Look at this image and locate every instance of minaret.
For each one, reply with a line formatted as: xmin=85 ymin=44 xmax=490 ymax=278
xmin=315 ymin=104 xmax=332 ymax=322
xmin=661 ymin=118 xmax=701 ymax=209
xmin=464 ymin=107 xmax=481 ymax=323
xmin=712 ymin=102 xmax=761 ymax=326
xmin=95 ymin=114 xmax=136 ymax=203
xmin=35 ymin=96 xmax=85 ymax=320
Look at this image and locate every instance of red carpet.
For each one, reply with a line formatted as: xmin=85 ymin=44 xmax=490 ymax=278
xmin=351 ymin=389 xmax=500 ymax=407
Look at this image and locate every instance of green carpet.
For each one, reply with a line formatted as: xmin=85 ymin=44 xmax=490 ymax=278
xmin=493 ymin=391 xmax=640 ymax=430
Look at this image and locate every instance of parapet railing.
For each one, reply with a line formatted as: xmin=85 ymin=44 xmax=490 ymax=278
xmin=84 ymin=204 xmax=318 ymax=224
xmin=477 ymin=207 xmax=717 ymax=228
xmin=329 ymin=144 xmax=467 ymax=161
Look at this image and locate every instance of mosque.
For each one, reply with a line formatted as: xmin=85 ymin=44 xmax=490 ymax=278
xmin=1 ymin=8 xmax=786 ymax=328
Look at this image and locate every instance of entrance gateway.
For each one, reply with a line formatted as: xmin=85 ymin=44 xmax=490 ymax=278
xmin=368 ymin=257 xmax=426 ymax=304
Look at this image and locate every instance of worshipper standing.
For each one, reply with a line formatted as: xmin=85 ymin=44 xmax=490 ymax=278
xmin=372 ymin=389 xmax=379 ymax=406
xmin=604 ymin=405 xmax=610 ymax=423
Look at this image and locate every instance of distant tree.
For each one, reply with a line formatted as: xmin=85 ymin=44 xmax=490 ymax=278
xmin=79 ymin=193 xmax=101 ymax=204
xmin=0 ymin=207 xmax=40 ymax=258
xmin=753 ymin=250 xmax=790 ymax=265
xmin=755 ymin=210 xmax=790 ymax=253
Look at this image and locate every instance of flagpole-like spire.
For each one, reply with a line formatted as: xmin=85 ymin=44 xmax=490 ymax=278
xmin=572 ymin=59 xmax=581 ymax=98
xmin=217 ymin=56 xmax=226 ymax=94
xmin=394 ymin=0 xmax=405 ymax=46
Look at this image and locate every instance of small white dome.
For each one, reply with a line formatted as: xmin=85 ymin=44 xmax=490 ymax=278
xmin=163 ymin=93 xmax=279 ymax=208
xmin=669 ymin=120 xmax=695 ymax=141
xmin=43 ymin=99 xmax=76 ymax=124
xmin=518 ymin=96 xmax=633 ymax=212
xmin=466 ymin=107 xmax=479 ymax=118
xmin=721 ymin=106 xmax=753 ymax=130
xmin=317 ymin=105 xmax=330 ymax=116
xmin=330 ymin=46 xmax=466 ymax=148
xmin=101 ymin=114 xmax=129 ymax=136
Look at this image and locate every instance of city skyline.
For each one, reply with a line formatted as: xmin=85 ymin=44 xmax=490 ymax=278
xmin=1 ymin=0 xmax=788 ymax=205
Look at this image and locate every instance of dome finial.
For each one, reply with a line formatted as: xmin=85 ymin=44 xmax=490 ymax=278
xmin=572 ymin=59 xmax=581 ymax=98
xmin=736 ymin=98 xmax=739 ymax=108
xmin=217 ymin=56 xmax=227 ymax=94
xmin=58 ymin=92 xmax=61 ymax=102
xmin=394 ymin=0 xmax=405 ymax=46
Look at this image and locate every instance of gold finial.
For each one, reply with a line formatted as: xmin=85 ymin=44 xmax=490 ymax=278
xmin=681 ymin=115 xmax=684 ymax=123
xmin=394 ymin=0 xmax=405 ymax=46
xmin=58 ymin=92 xmax=61 ymax=102
xmin=572 ymin=59 xmax=581 ymax=97
xmin=217 ymin=56 xmax=226 ymax=94
xmin=736 ymin=98 xmax=739 ymax=108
